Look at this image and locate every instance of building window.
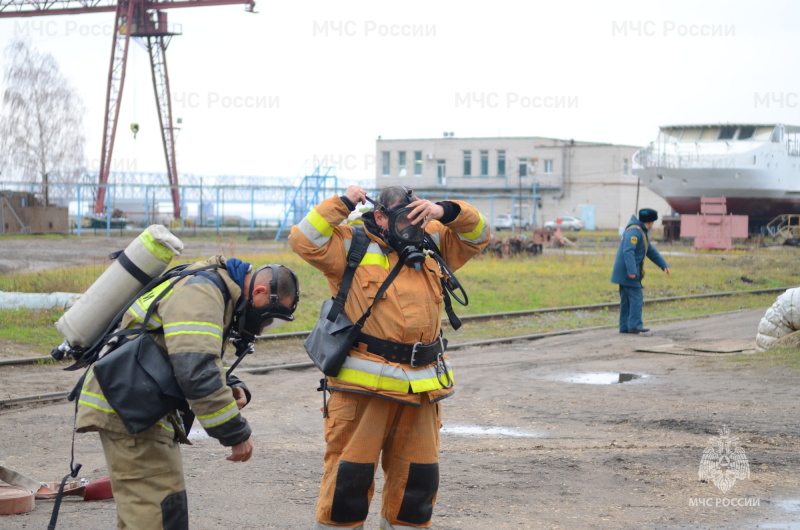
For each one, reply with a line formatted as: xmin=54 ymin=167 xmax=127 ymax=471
xmin=480 ymin=150 xmax=489 ymax=176
xmin=382 ymin=151 xmax=390 ymax=176
xmin=437 ymin=160 xmax=446 ymax=185
xmin=623 ymin=158 xmax=629 ymax=175
xmin=398 ymin=151 xmax=407 ymax=177
xmin=518 ymin=158 xmax=528 ymax=177
xmin=497 ymin=150 xmax=506 ymax=176
xmin=463 ymin=151 xmax=472 ymax=176
xmin=414 ymin=151 xmax=422 ymax=176
xmin=544 ymin=159 xmax=553 ymax=174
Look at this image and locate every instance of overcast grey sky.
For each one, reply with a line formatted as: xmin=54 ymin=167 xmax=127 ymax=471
xmin=1 ymin=0 xmax=798 ymax=181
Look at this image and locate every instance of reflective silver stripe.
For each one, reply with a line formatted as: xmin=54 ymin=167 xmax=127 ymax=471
xmin=429 ymin=232 xmax=441 ymax=246
xmin=298 ymin=207 xmax=334 ymax=247
xmin=163 ymin=321 xmax=223 ymax=340
xmin=196 ymin=401 xmax=240 ymax=428
xmin=78 ymin=392 xmax=114 ymax=414
xmin=344 ymin=238 xmax=386 ymax=256
xmin=340 ymin=356 xmax=451 ymax=381
xmin=126 ymin=302 xmax=162 ymax=329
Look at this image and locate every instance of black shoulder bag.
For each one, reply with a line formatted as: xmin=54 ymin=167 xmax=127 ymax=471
xmin=304 ymin=226 xmax=403 ymax=376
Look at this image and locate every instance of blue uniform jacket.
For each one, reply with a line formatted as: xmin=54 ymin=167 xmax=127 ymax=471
xmin=611 ymin=215 xmax=669 ymax=287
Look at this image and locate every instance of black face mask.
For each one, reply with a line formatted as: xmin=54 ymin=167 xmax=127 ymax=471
xmin=233 ymin=264 xmax=299 ymax=343
xmin=383 ymin=206 xmax=426 ymax=270
xmin=370 ymin=188 xmax=427 ymax=270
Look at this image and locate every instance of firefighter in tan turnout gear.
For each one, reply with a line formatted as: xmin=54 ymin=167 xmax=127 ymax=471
xmin=76 ymin=255 xmax=299 ymax=529
xmin=289 ymin=185 xmax=489 ymax=529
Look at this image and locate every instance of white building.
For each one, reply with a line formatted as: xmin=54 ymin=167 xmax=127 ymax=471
xmin=375 ymin=135 xmax=671 ymax=230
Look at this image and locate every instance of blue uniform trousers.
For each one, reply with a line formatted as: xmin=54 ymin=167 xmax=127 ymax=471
xmin=619 ymin=285 xmax=644 ymax=332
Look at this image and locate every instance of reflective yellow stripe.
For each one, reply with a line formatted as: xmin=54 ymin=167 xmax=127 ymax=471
xmin=154 ymin=420 xmax=174 ymax=433
xmin=337 ymin=367 xmax=411 ymax=392
xmin=127 ymin=282 xmax=172 ymax=327
xmin=196 ymin=401 xmax=240 ymax=428
xmin=334 ymin=357 xmax=454 ymax=393
xmin=307 ymin=208 xmax=334 ymax=237
xmin=139 ymin=226 xmax=174 ymax=263
xmin=461 ymin=214 xmax=488 ymax=241
xmin=127 ymin=303 xmax=162 ymax=328
xmin=409 ymin=371 xmax=454 ymax=392
xmin=360 ymin=252 xmax=389 ymax=269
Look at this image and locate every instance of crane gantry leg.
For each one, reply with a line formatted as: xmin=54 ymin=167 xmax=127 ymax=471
xmin=146 ymin=34 xmax=181 ymax=219
xmin=96 ymin=0 xmax=135 ymax=216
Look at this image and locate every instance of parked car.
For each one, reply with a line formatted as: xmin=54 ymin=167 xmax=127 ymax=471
xmin=494 ymin=214 xmax=530 ymax=231
xmin=543 ymin=216 xmax=584 ymax=231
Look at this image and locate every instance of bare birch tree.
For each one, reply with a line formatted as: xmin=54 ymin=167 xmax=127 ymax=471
xmin=0 ymin=39 xmax=85 ymax=205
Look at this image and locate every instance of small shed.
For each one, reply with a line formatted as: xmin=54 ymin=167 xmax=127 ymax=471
xmin=0 ymin=191 xmax=69 ymax=234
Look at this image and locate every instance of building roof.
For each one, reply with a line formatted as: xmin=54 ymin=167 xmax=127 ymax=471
xmin=375 ymin=136 xmax=641 ymax=148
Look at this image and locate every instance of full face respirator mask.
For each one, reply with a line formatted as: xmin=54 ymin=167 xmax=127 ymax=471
xmin=234 ymin=264 xmax=299 ymax=343
xmin=369 ymin=188 xmax=427 ymax=270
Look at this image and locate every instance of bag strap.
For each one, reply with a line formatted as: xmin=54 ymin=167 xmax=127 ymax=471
xmin=327 ymin=225 xmax=369 ymax=322
xmin=625 ymin=224 xmax=649 ymax=253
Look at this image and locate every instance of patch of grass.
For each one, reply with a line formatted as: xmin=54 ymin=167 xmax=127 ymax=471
xmin=721 ymin=347 xmax=800 ymax=370
xmin=0 ymin=308 xmax=64 ymax=354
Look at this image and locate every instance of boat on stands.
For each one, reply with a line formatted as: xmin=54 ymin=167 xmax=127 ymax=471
xmin=633 ymin=123 xmax=800 ymax=228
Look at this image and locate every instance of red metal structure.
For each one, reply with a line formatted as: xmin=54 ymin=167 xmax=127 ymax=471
xmin=0 ymin=0 xmax=255 ymax=218
xmin=680 ymin=197 xmax=749 ymax=250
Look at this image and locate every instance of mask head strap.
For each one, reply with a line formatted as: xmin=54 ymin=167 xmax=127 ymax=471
xmin=247 ymin=264 xmax=298 ymax=320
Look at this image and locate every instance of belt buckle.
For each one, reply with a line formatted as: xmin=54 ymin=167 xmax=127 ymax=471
xmin=410 ymin=341 xmax=423 ymax=367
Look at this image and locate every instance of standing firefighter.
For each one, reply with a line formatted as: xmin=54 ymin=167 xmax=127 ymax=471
xmin=290 ymin=185 xmax=489 ymax=529
xmin=75 ymin=256 xmax=299 ymax=529
xmin=611 ymin=208 xmax=671 ymax=333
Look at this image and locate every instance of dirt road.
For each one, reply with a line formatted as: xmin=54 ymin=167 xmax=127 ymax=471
xmin=0 ymin=233 xmax=283 ymax=275
xmin=1 ymin=307 xmax=799 ymax=529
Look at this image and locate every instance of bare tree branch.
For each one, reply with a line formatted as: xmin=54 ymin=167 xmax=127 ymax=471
xmin=0 ymin=38 xmax=85 ymax=203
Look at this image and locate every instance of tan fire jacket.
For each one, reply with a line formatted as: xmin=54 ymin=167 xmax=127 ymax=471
xmin=76 ymin=256 xmax=252 ymax=446
xmin=289 ymin=195 xmax=490 ymax=405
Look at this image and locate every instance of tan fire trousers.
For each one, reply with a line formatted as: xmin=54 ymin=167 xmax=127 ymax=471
xmin=315 ymin=390 xmax=442 ymax=529
xmin=98 ymin=429 xmax=187 ymax=530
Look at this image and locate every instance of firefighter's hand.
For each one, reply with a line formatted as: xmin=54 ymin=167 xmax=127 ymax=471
xmin=232 ymin=386 xmax=248 ymax=409
xmin=227 ymin=437 xmax=254 ymax=462
xmin=407 ymin=200 xmax=444 ymax=228
xmin=344 ymin=185 xmax=368 ymax=206
xmin=664 ymin=267 xmax=672 ymax=276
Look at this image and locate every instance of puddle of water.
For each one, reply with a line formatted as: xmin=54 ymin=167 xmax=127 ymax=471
xmin=775 ymin=500 xmax=800 ymax=513
xmin=563 ymin=372 xmax=649 ymax=385
xmin=442 ymin=424 xmax=543 ymax=438
xmin=188 ymin=428 xmax=212 ymax=441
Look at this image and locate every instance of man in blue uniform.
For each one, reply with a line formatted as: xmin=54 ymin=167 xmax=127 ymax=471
xmin=611 ymin=208 xmax=671 ymax=334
